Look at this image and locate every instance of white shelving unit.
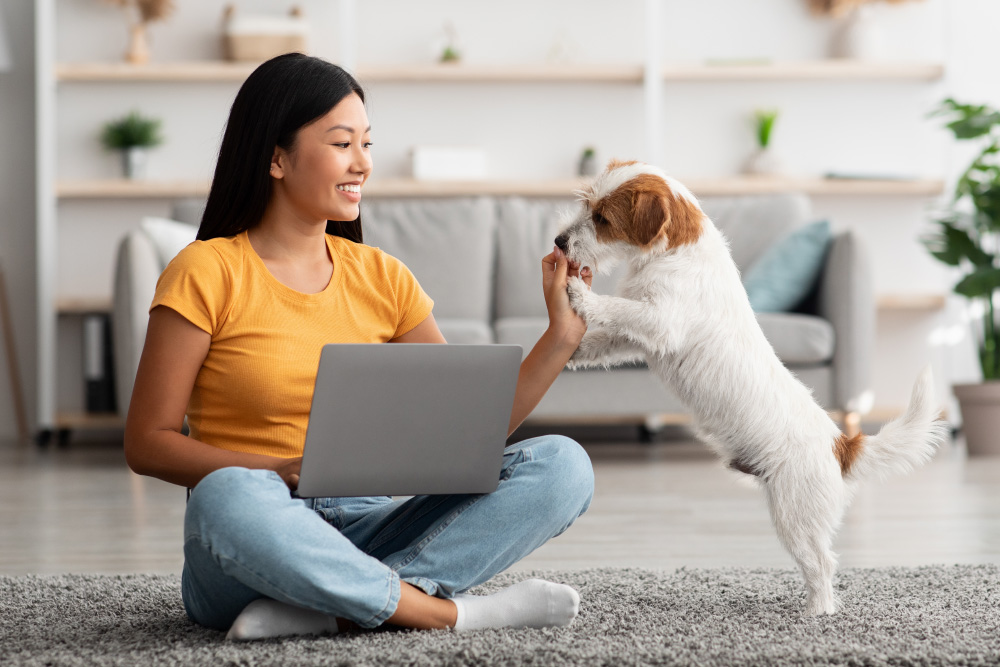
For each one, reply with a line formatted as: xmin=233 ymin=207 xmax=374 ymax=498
xmin=34 ymin=0 xmax=948 ymax=436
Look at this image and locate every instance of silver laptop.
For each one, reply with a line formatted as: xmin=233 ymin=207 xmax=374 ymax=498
xmin=296 ymin=343 xmax=522 ymax=498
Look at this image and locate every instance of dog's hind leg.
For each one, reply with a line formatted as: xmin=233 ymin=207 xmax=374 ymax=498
xmin=762 ymin=471 xmax=846 ymax=615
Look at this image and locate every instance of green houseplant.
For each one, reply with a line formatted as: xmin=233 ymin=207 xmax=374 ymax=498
xmin=924 ymin=97 xmax=1000 ymax=455
xmin=744 ymin=109 xmax=783 ymax=176
xmin=578 ymin=146 xmax=598 ymax=177
xmin=101 ymin=110 xmax=163 ymax=180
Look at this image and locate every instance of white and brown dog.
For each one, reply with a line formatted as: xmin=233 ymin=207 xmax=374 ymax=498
xmin=556 ymin=160 xmax=948 ymax=616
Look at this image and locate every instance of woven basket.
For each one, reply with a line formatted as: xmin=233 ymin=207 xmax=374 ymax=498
xmin=224 ymin=33 xmax=306 ymax=62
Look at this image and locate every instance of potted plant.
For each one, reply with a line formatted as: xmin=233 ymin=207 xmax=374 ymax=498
xmin=101 ymin=110 xmax=163 ymax=180
xmin=924 ymin=98 xmax=1000 ymax=456
xmin=437 ymin=22 xmax=462 ymax=64
xmin=578 ymin=147 xmax=598 ymax=177
xmin=744 ymin=109 xmax=783 ymax=177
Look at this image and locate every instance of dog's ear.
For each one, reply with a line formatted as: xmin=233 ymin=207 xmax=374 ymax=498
xmin=629 ymin=175 xmax=703 ymax=249
xmin=663 ymin=189 xmax=703 ymax=248
xmin=631 ymin=187 xmax=669 ymax=247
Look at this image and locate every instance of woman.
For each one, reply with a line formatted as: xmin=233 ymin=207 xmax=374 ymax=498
xmin=124 ymin=53 xmax=595 ymax=640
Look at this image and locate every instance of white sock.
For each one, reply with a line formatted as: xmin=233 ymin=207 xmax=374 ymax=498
xmin=451 ymin=579 xmax=580 ymax=632
xmin=226 ymin=598 xmax=339 ymax=641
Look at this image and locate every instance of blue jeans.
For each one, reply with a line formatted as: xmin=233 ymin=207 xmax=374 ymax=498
xmin=181 ymin=435 xmax=594 ymax=630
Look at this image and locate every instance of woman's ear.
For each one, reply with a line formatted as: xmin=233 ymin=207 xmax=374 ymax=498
xmin=269 ymin=148 xmax=286 ymax=180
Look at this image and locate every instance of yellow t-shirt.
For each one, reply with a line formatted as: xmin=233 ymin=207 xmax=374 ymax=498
xmin=150 ymin=230 xmax=434 ymax=458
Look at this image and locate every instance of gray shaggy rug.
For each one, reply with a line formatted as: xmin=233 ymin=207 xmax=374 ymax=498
xmin=2 ymin=566 xmax=999 ymax=666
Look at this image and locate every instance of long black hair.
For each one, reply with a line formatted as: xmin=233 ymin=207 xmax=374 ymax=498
xmin=198 ymin=53 xmax=366 ymax=243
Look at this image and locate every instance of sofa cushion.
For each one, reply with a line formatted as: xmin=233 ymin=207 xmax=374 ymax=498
xmin=756 ymin=312 xmax=835 ymax=364
xmin=743 ymin=220 xmax=832 ymax=313
xmin=140 ymin=216 xmax=198 ymax=270
xmin=700 ymin=193 xmax=812 ymax=272
xmin=171 ymin=198 xmax=207 ymax=226
xmin=361 ymin=197 xmax=496 ymax=324
xmin=494 ymin=317 xmax=550 ymax=359
xmin=499 ymin=313 xmax=833 ymax=366
xmin=495 ymin=197 xmax=622 ymax=319
xmin=436 ymin=318 xmax=494 ymax=345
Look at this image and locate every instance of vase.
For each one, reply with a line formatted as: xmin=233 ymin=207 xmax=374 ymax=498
xmin=953 ymin=382 xmax=1000 ymax=456
xmin=122 ymin=147 xmax=148 ymax=180
xmin=579 ymin=153 xmax=599 ymax=177
xmin=125 ymin=23 xmax=150 ymax=65
xmin=744 ymin=147 xmax=783 ymax=177
xmin=830 ymin=5 xmax=885 ymax=60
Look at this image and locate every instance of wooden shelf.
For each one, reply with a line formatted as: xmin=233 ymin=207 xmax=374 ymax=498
xmin=877 ymin=294 xmax=948 ymax=311
xmin=57 ymin=61 xmax=258 ymax=82
xmin=357 ymin=63 xmax=645 ymax=83
xmin=687 ymin=176 xmax=944 ymax=197
xmin=55 ymin=61 xmax=644 ymax=84
xmin=57 ymin=297 xmax=112 ymax=315
xmin=664 ymin=61 xmax=945 ymax=81
xmin=57 ymin=180 xmax=211 ymax=198
xmin=54 ymin=411 xmax=124 ymax=430
xmin=56 ymin=176 xmax=945 ymax=199
xmin=55 ymin=60 xmax=944 ymax=84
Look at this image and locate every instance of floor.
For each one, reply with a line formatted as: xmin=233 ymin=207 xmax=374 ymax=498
xmin=1 ymin=427 xmax=998 ymax=576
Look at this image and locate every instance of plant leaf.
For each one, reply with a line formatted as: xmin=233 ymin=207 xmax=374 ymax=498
xmin=932 ymin=98 xmax=1000 ymax=140
xmin=925 ymin=220 xmax=993 ymax=267
xmin=954 ymin=267 xmax=1000 ymax=298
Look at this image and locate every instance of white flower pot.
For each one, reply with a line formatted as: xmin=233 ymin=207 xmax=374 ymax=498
xmin=744 ymin=147 xmax=783 ymax=177
xmin=954 ymin=382 xmax=1000 ymax=456
xmin=122 ymin=147 xmax=148 ymax=180
xmin=579 ymin=154 xmax=599 ymax=177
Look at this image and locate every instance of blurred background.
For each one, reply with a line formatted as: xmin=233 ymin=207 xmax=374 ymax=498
xmin=0 ymin=0 xmax=998 ymax=445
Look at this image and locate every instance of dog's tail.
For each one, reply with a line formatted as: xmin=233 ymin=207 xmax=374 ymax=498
xmin=836 ymin=366 xmax=948 ymax=481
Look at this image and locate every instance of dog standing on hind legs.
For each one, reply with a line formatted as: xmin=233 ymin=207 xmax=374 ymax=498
xmin=555 ymin=159 xmax=949 ymax=615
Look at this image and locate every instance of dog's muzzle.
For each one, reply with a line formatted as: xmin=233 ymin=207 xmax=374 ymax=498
xmin=554 ymin=235 xmax=569 ymax=252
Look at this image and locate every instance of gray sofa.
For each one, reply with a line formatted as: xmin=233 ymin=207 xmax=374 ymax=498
xmin=112 ymin=193 xmax=874 ymax=431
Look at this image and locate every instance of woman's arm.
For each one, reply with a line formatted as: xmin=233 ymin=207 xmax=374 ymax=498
xmin=505 ymin=247 xmax=591 ymax=435
xmin=390 ymin=312 xmax=448 ymax=344
xmin=124 ymin=306 xmax=302 ymax=490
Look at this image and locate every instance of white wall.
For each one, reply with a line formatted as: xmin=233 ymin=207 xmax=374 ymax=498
xmin=5 ymin=0 xmax=1000 ymax=437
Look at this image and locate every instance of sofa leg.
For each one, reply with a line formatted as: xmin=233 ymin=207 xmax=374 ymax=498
xmin=843 ymin=411 xmax=862 ymax=438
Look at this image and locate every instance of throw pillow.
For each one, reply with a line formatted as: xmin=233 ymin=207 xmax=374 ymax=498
xmin=140 ymin=216 xmax=198 ymax=269
xmin=742 ymin=219 xmax=832 ymax=313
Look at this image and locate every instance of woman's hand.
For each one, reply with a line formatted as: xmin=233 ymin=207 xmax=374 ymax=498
xmin=541 ymin=246 xmax=593 ymax=348
xmin=274 ymin=457 xmax=303 ymax=491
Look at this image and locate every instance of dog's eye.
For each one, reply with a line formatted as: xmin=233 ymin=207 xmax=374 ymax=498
xmin=592 ymin=211 xmax=608 ymax=226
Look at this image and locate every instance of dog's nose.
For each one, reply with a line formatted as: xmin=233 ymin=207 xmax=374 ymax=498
xmin=554 ymin=235 xmax=569 ymax=252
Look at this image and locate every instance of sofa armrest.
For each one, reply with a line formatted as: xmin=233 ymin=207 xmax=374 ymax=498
xmin=816 ymin=231 xmax=876 ymax=415
xmin=111 ymin=231 xmax=160 ymax=418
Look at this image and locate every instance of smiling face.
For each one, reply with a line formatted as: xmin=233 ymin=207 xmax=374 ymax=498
xmin=555 ymin=160 xmax=704 ymax=273
xmin=269 ymin=92 xmax=373 ymax=224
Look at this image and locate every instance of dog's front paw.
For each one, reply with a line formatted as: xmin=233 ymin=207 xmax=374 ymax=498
xmin=566 ymin=276 xmax=593 ymax=319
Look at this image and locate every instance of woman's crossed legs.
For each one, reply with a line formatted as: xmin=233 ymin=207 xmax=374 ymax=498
xmin=181 ymin=435 xmax=594 ymax=639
